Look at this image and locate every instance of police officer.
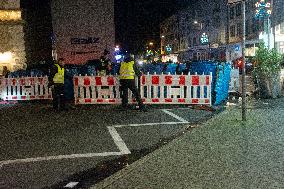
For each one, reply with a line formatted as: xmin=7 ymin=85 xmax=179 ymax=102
xmin=49 ymin=58 xmax=65 ymax=111
xmin=119 ymin=54 xmax=146 ymax=111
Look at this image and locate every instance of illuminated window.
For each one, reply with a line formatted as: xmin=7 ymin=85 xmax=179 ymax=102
xmin=0 ymin=10 xmax=22 ymax=21
xmin=0 ymin=52 xmax=13 ymax=63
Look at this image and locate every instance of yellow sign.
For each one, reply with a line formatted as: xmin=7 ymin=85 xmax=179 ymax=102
xmin=0 ymin=10 xmax=21 ymax=21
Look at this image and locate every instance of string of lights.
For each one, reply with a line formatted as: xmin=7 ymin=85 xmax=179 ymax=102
xmin=255 ymin=0 xmax=272 ymax=18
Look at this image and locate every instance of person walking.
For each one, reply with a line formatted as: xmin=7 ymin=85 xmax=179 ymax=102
xmin=49 ymin=58 xmax=66 ymax=111
xmin=119 ymin=54 xmax=146 ymax=111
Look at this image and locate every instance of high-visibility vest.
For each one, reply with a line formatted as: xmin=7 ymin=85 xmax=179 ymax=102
xmin=119 ymin=61 xmax=135 ymax=79
xmin=53 ymin=64 xmax=65 ymax=84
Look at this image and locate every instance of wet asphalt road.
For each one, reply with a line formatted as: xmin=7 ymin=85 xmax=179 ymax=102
xmin=0 ymin=102 xmax=217 ymax=189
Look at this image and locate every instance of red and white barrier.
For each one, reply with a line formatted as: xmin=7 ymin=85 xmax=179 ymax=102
xmin=0 ymin=77 xmax=52 ymax=100
xmin=74 ymin=73 xmax=212 ymax=105
xmin=140 ymin=73 xmax=212 ymax=105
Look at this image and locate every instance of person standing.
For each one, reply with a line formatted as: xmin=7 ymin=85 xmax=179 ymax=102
xmin=97 ymin=49 xmax=112 ymax=76
xmin=49 ymin=58 xmax=66 ymax=111
xmin=2 ymin=66 xmax=10 ymax=78
xmin=119 ymin=54 xmax=146 ymax=111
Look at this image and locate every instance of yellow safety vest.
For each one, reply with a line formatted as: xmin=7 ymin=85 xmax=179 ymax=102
xmin=119 ymin=61 xmax=135 ymax=79
xmin=53 ymin=64 xmax=65 ymax=84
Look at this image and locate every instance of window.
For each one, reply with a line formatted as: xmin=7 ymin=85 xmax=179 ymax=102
xmin=252 ymin=20 xmax=257 ymax=33
xmin=214 ymin=15 xmax=220 ymax=27
xmin=237 ymin=23 xmax=242 ymax=36
xmin=236 ymin=4 xmax=242 ymax=17
xmin=280 ymin=22 xmax=284 ymax=34
xmin=230 ymin=25 xmax=236 ymax=37
xmin=193 ymin=37 xmax=197 ymax=46
xmin=245 ymin=21 xmax=250 ymax=35
xmin=230 ymin=6 xmax=235 ymax=19
xmin=188 ymin=37 xmax=192 ymax=47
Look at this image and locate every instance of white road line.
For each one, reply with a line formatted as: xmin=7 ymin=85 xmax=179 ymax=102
xmin=1 ymin=108 xmax=189 ymax=168
xmin=107 ymin=126 xmax=131 ymax=155
xmin=0 ymin=152 xmax=123 ymax=168
xmin=161 ymin=109 xmax=188 ymax=123
xmin=114 ymin=121 xmax=189 ymax=128
xmin=64 ymin=182 xmax=79 ymax=188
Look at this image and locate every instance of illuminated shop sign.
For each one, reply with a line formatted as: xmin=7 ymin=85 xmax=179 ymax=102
xmin=70 ymin=37 xmax=100 ymax=45
xmin=0 ymin=10 xmax=21 ymax=21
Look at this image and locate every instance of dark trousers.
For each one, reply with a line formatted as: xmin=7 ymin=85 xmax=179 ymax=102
xmin=120 ymin=79 xmax=143 ymax=108
xmin=52 ymin=84 xmax=65 ymax=110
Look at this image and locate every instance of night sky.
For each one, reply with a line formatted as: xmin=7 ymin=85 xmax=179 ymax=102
xmin=115 ymin=0 xmax=193 ymax=53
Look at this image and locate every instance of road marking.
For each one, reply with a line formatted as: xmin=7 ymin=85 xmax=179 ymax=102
xmin=64 ymin=182 xmax=79 ymax=188
xmin=114 ymin=121 xmax=189 ymax=128
xmin=0 ymin=108 xmax=189 ymax=168
xmin=161 ymin=109 xmax=188 ymax=122
xmin=0 ymin=152 xmax=124 ymax=168
xmin=108 ymin=126 xmax=131 ymax=155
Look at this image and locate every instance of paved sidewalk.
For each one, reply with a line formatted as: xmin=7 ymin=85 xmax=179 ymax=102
xmin=91 ymin=98 xmax=284 ymax=189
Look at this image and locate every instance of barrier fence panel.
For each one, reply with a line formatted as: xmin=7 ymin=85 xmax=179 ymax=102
xmin=74 ymin=74 xmax=212 ymax=105
xmin=74 ymin=75 xmax=136 ymax=104
xmin=140 ymin=73 xmax=212 ymax=105
xmin=0 ymin=76 xmax=52 ymax=100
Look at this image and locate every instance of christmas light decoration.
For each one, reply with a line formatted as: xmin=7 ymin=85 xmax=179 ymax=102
xmin=255 ymin=0 xmax=271 ymax=18
xmin=200 ymin=33 xmax=209 ymax=44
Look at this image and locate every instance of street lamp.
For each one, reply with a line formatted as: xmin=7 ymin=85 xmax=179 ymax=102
xmin=149 ymin=42 xmax=154 ymax=46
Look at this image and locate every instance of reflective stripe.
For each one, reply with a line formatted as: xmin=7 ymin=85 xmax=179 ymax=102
xmin=53 ymin=64 xmax=65 ymax=84
xmin=119 ymin=61 xmax=135 ymax=79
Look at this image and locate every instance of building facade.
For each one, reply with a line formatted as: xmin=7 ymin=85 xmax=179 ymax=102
xmin=160 ymin=14 xmax=179 ymax=62
xmin=161 ymin=0 xmax=284 ymax=62
xmin=160 ymin=0 xmax=228 ymax=62
xmin=0 ymin=0 xmax=26 ymax=73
